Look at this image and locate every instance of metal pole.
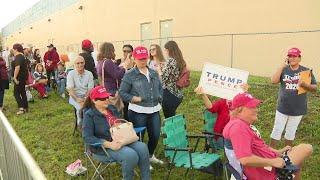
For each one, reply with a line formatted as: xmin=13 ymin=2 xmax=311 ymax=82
xmin=230 ymin=34 xmax=234 ymax=68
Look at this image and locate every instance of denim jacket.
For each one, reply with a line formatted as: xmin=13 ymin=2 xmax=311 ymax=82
xmin=119 ymin=67 xmax=163 ymax=107
xmin=82 ymin=105 xmax=120 ymax=154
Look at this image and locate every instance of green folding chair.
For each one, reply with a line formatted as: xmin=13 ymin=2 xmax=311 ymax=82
xmin=202 ymin=110 xmax=225 ymax=152
xmin=161 ymin=114 xmax=221 ymax=180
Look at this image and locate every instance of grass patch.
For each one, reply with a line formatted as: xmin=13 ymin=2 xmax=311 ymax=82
xmin=3 ymin=71 xmax=320 ymax=179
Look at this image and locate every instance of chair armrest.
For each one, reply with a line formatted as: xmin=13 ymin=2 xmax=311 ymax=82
xmin=165 ymin=147 xmax=192 ymax=152
xmin=187 ymin=134 xmax=209 ymax=139
xmin=202 ymin=131 xmax=224 ymax=137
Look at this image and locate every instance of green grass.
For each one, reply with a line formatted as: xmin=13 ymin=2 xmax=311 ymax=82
xmin=3 ymin=71 xmax=320 ymax=179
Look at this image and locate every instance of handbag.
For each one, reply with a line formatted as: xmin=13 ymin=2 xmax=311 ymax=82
xmin=105 ymin=113 xmax=139 ymax=147
xmin=101 ymin=59 xmax=124 ymax=112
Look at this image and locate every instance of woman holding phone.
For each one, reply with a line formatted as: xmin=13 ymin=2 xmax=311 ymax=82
xmin=270 ymin=48 xmax=317 ymax=147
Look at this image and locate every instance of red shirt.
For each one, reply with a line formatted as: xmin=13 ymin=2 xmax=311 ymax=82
xmin=223 ymin=117 xmax=277 ymax=180
xmin=208 ymin=99 xmax=230 ymax=135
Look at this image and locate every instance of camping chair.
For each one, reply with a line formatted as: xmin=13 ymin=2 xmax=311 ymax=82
xmin=223 ymin=139 xmax=299 ymax=180
xmin=202 ymin=110 xmax=224 ymax=152
xmin=161 ymin=114 xmax=222 ymax=180
xmin=85 ymin=127 xmax=146 ymax=179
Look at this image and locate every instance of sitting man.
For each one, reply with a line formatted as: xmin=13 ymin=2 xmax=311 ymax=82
xmin=223 ymin=93 xmax=312 ymax=180
xmin=67 ymin=56 xmax=94 ymax=126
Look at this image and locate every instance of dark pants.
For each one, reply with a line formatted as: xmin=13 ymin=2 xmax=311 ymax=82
xmin=123 ymin=101 xmax=129 ymax=120
xmin=46 ymin=70 xmax=56 ymax=88
xmin=0 ymin=89 xmax=4 ymax=107
xmin=162 ymin=88 xmax=183 ymax=118
xmin=14 ymin=82 xmax=28 ymax=109
xmin=128 ymin=110 xmax=161 ymax=156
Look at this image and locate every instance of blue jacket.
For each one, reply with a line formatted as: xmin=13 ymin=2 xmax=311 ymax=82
xmin=119 ymin=67 xmax=163 ymax=107
xmin=82 ymin=105 xmax=120 ymax=154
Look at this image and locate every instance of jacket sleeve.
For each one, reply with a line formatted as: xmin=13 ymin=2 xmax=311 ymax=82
xmin=52 ymin=51 xmax=60 ymax=64
xmin=104 ymin=60 xmax=125 ymax=80
xmin=119 ymin=74 xmax=134 ymax=103
xmin=82 ymin=111 xmax=106 ymax=145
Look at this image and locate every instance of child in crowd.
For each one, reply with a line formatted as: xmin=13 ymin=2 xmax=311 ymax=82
xmin=33 ymin=63 xmax=48 ymax=98
xmin=194 ymin=84 xmax=249 ymax=147
xmin=56 ymin=62 xmax=67 ymax=98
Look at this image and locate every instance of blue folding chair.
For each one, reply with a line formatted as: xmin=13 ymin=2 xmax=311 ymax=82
xmin=84 ymin=127 xmax=146 ymax=179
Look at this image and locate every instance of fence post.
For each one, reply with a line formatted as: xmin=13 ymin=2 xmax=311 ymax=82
xmin=230 ymin=34 xmax=234 ymax=68
xmin=0 ymin=125 xmax=8 ymax=180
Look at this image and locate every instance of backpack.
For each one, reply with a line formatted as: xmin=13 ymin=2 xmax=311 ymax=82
xmin=176 ymin=66 xmax=190 ymax=88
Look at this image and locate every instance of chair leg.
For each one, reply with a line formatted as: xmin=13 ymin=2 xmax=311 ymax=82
xmin=73 ymin=108 xmax=78 ymax=136
xmin=224 ymin=164 xmax=229 ymax=180
xmin=166 ymin=164 xmax=174 ymax=180
xmin=184 ymin=168 xmax=190 ymax=178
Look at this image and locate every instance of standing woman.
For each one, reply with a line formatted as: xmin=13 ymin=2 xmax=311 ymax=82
xmin=161 ymin=41 xmax=186 ymax=118
xmin=0 ymin=57 xmax=9 ymax=110
xmin=270 ymin=48 xmax=317 ymax=147
xmin=12 ymin=44 xmax=29 ymax=115
xmin=120 ymin=46 xmax=164 ymax=166
xmin=115 ymin=44 xmax=134 ymax=66
xmin=149 ymin=44 xmax=166 ymax=76
xmin=33 ymin=49 xmax=42 ymax=64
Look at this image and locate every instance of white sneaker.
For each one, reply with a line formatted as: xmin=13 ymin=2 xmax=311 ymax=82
xmin=61 ymin=93 xmax=66 ymax=98
xmin=149 ymin=155 xmax=164 ymax=164
xmin=149 ymin=165 xmax=153 ymax=171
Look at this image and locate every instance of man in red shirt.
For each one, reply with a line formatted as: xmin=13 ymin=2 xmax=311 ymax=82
xmin=223 ymin=93 xmax=312 ymax=180
xmin=43 ymin=44 xmax=60 ymax=89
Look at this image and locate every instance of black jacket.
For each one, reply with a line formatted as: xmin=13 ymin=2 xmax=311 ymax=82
xmin=79 ymin=51 xmax=97 ymax=79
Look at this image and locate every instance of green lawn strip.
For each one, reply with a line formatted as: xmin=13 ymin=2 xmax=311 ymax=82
xmin=3 ymin=71 xmax=319 ymax=179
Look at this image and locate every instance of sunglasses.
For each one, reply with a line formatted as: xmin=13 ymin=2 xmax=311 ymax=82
xmin=149 ymin=48 xmax=156 ymax=51
xmin=123 ymin=50 xmax=132 ymax=53
xmin=76 ymin=62 xmax=85 ymax=65
xmin=95 ymin=97 xmax=109 ymax=101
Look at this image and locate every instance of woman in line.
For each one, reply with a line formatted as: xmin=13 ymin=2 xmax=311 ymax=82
xmin=120 ymin=46 xmax=164 ymax=168
xmin=82 ymin=86 xmax=150 ymax=180
xmin=270 ymin=48 xmax=317 ymax=147
xmin=149 ymin=44 xmax=166 ymax=76
xmin=161 ymin=41 xmax=186 ymax=118
xmin=0 ymin=57 xmax=9 ymax=110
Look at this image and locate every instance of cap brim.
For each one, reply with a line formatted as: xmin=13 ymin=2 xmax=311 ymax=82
xmin=245 ymin=99 xmax=261 ymax=108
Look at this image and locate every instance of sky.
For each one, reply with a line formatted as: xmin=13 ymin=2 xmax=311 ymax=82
xmin=0 ymin=0 xmax=40 ymax=29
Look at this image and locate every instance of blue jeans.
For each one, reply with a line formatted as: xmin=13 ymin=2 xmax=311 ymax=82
xmin=162 ymin=88 xmax=183 ymax=118
xmin=93 ymin=141 xmax=150 ymax=180
xmin=56 ymin=78 xmax=66 ymax=95
xmin=128 ymin=110 xmax=161 ymax=156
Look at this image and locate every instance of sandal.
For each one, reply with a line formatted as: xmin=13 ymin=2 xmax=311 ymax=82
xmin=16 ymin=109 xmax=25 ymax=115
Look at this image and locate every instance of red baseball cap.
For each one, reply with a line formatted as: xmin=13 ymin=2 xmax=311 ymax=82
xmin=89 ymin=86 xmax=111 ymax=100
xmin=231 ymin=93 xmax=261 ymax=110
xmin=287 ymin=48 xmax=301 ymax=57
xmin=132 ymin=46 xmax=149 ymax=60
xmin=82 ymin=39 xmax=93 ymax=50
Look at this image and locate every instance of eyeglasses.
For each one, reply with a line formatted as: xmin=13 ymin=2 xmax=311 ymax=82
xmin=287 ymin=55 xmax=299 ymax=58
xmin=76 ymin=62 xmax=85 ymax=65
xmin=123 ymin=50 xmax=132 ymax=53
xmin=95 ymin=97 xmax=109 ymax=101
xmin=150 ymin=48 xmax=156 ymax=52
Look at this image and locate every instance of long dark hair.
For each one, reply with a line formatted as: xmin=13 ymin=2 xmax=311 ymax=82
xmin=81 ymin=96 xmax=95 ymax=118
xmin=99 ymin=42 xmax=115 ymax=60
xmin=164 ymin=41 xmax=186 ymax=74
xmin=33 ymin=49 xmax=40 ymax=60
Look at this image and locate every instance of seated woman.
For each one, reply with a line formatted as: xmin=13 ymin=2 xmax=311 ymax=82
xmin=223 ymin=93 xmax=313 ymax=180
xmin=82 ymin=86 xmax=150 ymax=180
xmin=33 ymin=63 xmax=48 ymax=98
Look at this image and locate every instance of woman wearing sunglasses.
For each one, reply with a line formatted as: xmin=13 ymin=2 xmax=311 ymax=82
xmin=148 ymin=44 xmax=166 ymax=76
xmin=120 ymin=46 xmax=164 ymax=169
xmin=270 ymin=48 xmax=317 ymax=148
xmin=115 ymin=44 xmax=134 ymax=67
xmin=82 ymin=86 xmax=150 ymax=180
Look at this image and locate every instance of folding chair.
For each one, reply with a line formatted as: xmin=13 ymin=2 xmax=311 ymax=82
xmin=202 ymin=110 xmax=224 ymax=152
xmin=161 ymin=114 xmax=222 ymax=180
xmin=85 ymin=127 xmax=146 ymax=179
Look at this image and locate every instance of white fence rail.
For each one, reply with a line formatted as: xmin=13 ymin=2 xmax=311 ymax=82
xmin=0 ymin=112 xmax=46 ymax=180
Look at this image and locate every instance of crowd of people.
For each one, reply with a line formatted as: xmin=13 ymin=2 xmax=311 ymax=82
xmin=0 ymin=41 xmax=317 ymax=179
